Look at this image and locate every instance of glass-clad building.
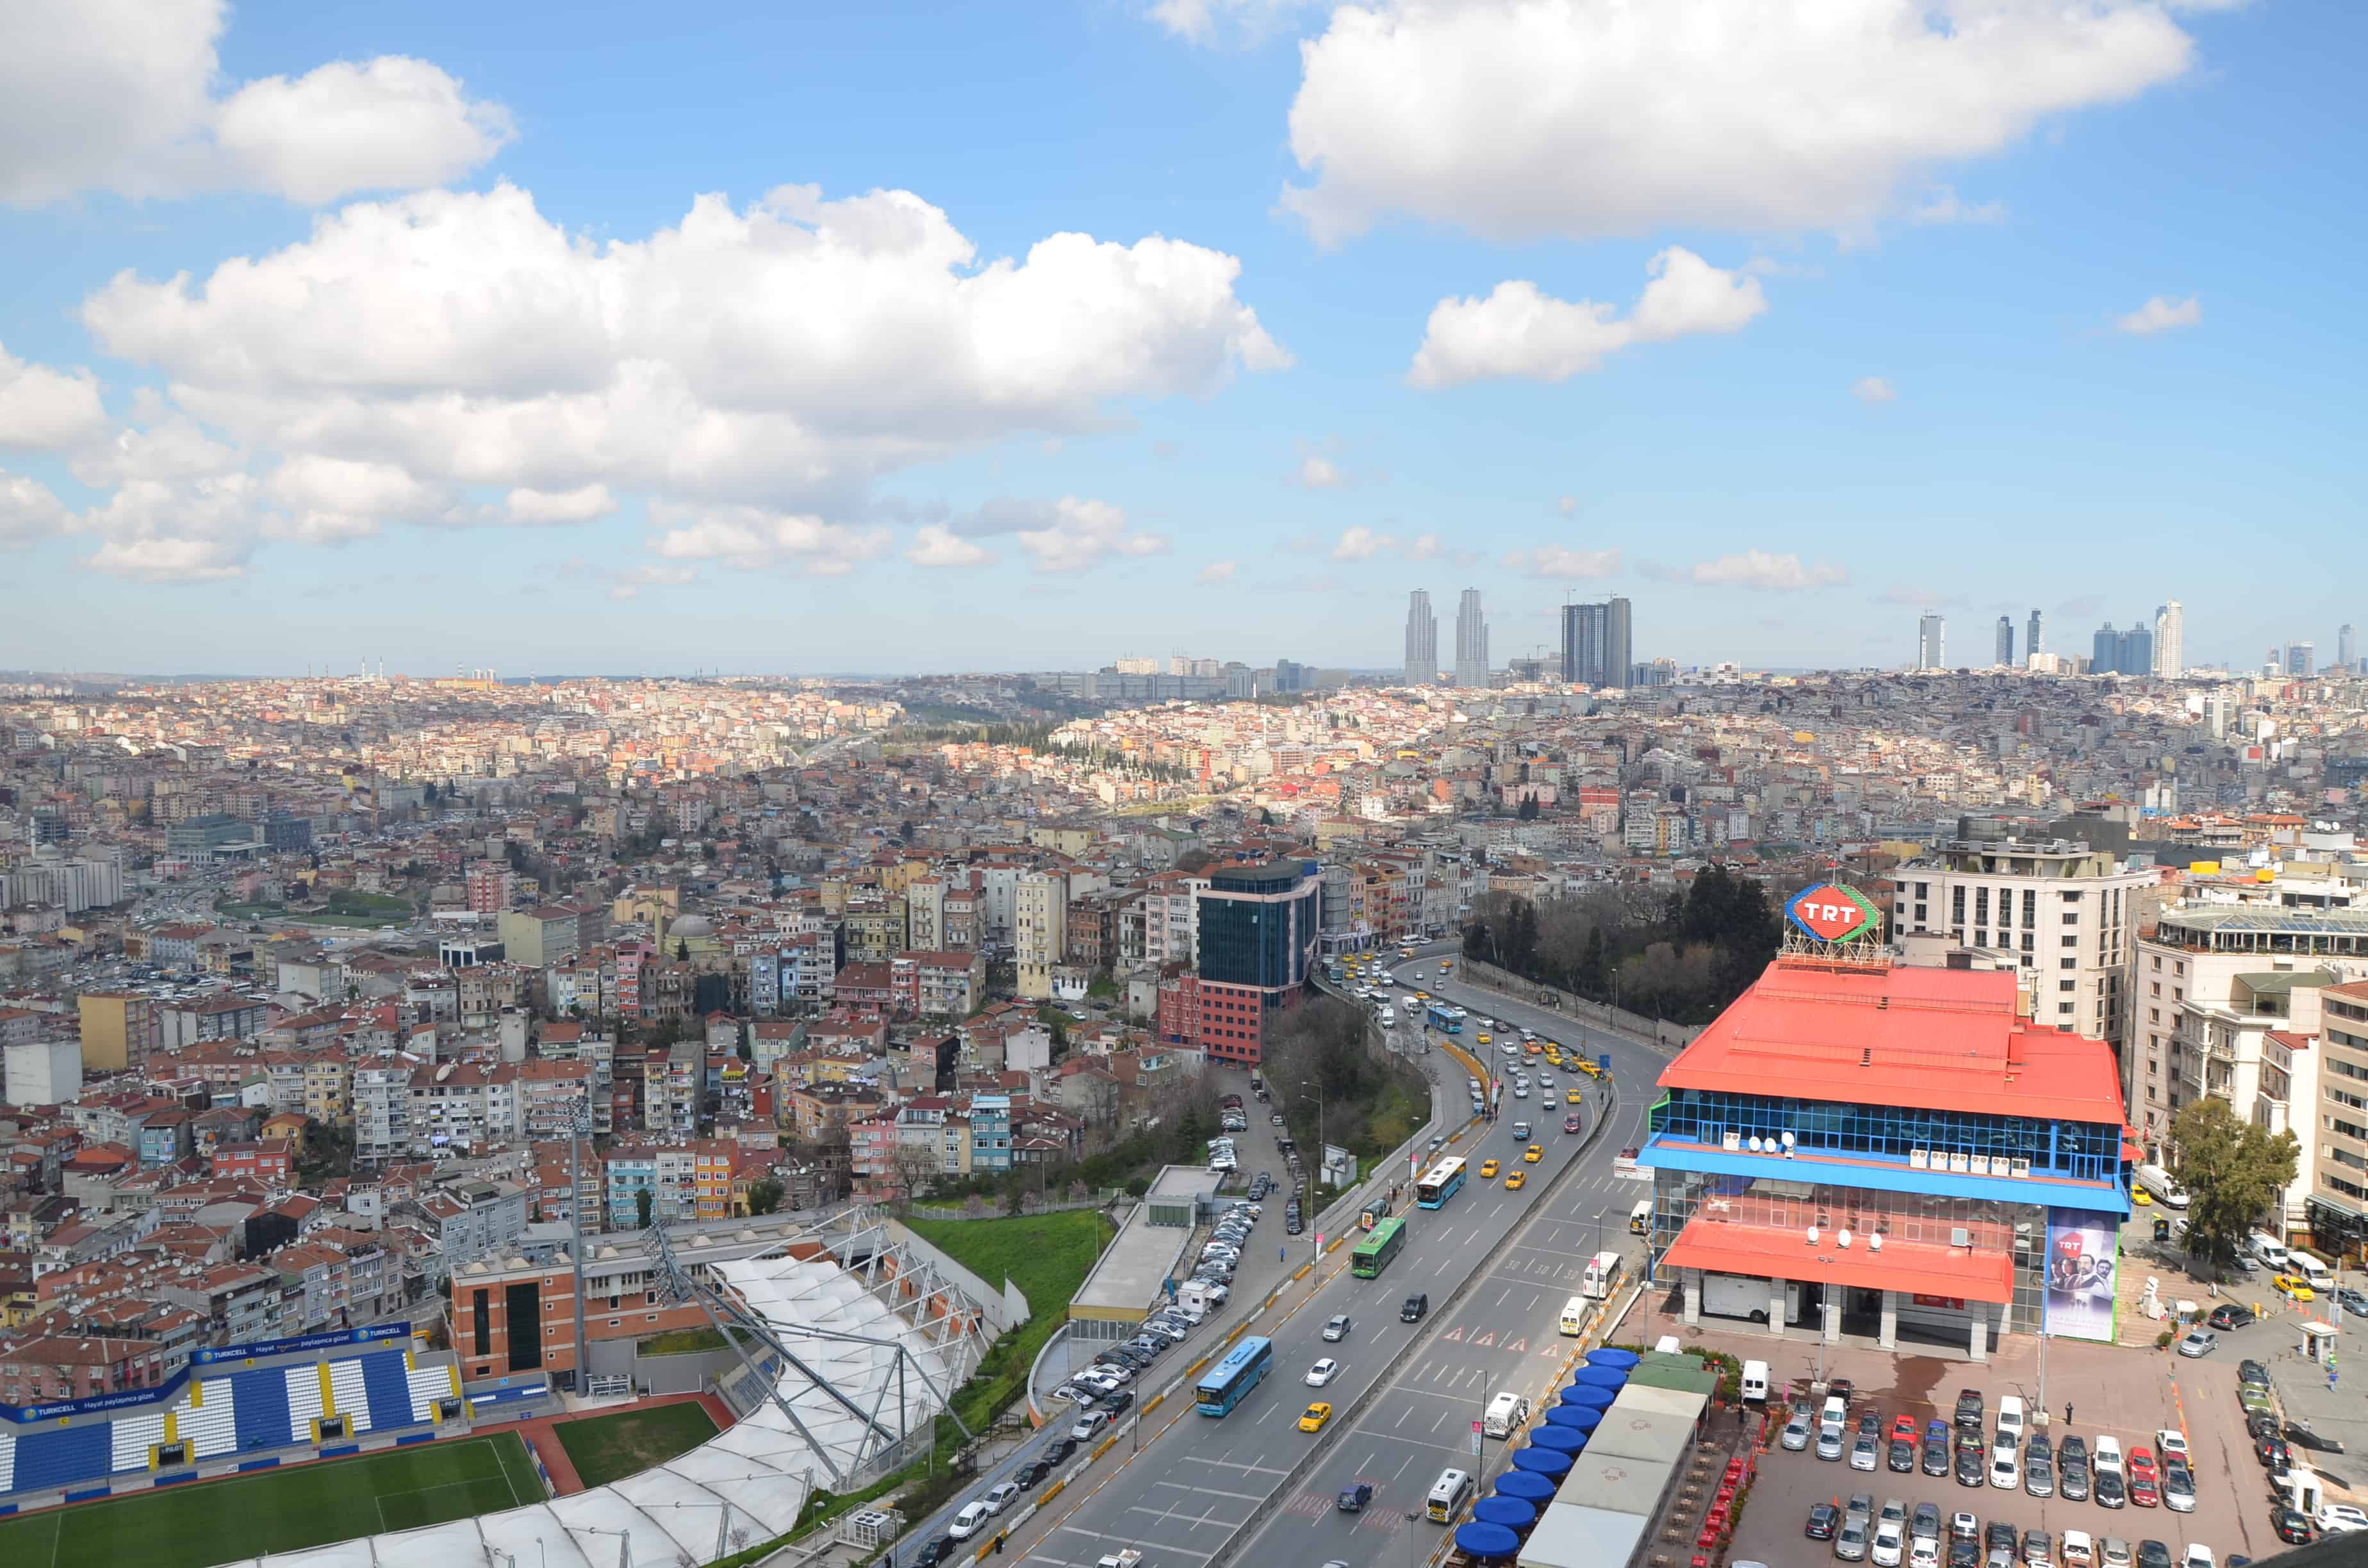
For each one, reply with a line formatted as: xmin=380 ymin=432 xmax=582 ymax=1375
xmin=1639 ymin=955 xmax=2133 ymax=1359
xmin=1188 ymin=860 xmax=1322 ymax=1066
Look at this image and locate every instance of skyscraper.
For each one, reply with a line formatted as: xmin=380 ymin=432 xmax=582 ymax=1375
xmin=1994 ymin=616 xmax=2014 ymax=667
xmin=1916 ymin=613 xmax=1946 ymax=671
xmin=2339 ymin=624 xmax=2356 ymax=673
xmin=2027 ymin=609 xmax=2045 ymax=662
xmin=1453 ymin=589 xmax=1490 ymax=687
xmin=2153 ymin=600 xmax=2183 ymax=679
xmin=2092 ymin=623 xmax=2117 ymax=672
xmin=1402 ymin=590 xmax=1437 ymax=685
xmin=2117 ymin=624 xmax=2152 ymax=678
xmin=2287 ymin=641 xmax=2315 ymax=678
xmin=1561 ymin=596 xmax=1633 ymax=689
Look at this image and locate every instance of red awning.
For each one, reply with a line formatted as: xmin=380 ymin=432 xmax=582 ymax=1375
xmin=1665 ymin=1213 xmax=2015 ymax=1305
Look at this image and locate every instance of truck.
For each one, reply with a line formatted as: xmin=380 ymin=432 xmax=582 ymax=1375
xmin=1095 ymin=1552 xmax=1145 ymax=1568
xmin=1698 ymin=1272 xmax=1813 ymax=1325
xmin=1581 ymin=1250 xmax=1622 ymax=1299
xmin=2135 ymin=1164 xmax=2190 ymax=1209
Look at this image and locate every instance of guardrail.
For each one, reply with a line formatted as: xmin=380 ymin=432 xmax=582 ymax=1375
xmin=1206 ymin=1072 xmax=1625 ymax=1566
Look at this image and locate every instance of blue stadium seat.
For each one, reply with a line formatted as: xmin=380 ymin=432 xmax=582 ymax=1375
xmin=359 ymin=1352 xmax=417 ymax=1431
xmin=12 ymin=1423 xmax=113 ymax=1493
xmin=231 ymin=1366 xmax=293 ymax=1451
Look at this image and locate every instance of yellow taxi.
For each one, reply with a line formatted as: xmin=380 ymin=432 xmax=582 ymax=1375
xmin=1504 ymin=1170 xmax=1526 ymax=1191
xmin=1440 ymin=960 xmax=1454 ymax=973
xmin=1524 ymin=1144 xmax=1542 ymax=1163
xmin=1299 ymin=1402 xmax=1333 ymax=1432
xmin=2132 ymin=1188 xmax=2152 ymax=1206
xmin=1476 ymin=1033 xmax=1492 ymax=1045
xmin=1566 ymin=1090 xmax=1582 ymax=1106
xmin=1415 ymin=990 xmax=1430 ymax=1001
xmin=1576 ymin=1059 xmax=1603 ymax=1079
xmin=2274 ymin=1273 xmax=2315 ymax=1302
xmin=1479 ymin=1158 xmax=1500 ymax=1179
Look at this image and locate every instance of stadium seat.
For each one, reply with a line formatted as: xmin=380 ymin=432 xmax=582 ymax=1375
xmin=281 ymin=1364 xmax=324 ymax=1439
xmin=0 ymin=1427 xmax=15 ymax=1491
xmin=359 ymin=1352 xmax=418 ymax=1430
xmin=404 ymin=1362 xmax=455 ymax=1423
xmin=179 ymin=1379 xmax=239 ymax=1459
xmin=232 ymin=1367 xmax=294 ymax=1451
xmin=11 ymin=1422 xmax=111 ymax=1493
xmin=327 ymin=1357 xmax=373 ymax=1432
xmin=110 ymin=1407 xmax=169 ymax=1472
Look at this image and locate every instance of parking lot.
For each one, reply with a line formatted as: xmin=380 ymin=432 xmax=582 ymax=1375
xmin=1663 ymin=1316 xmax=2299 ymax=1564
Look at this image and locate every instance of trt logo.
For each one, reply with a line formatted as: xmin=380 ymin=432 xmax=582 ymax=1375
xmin=1785 ymin=883 xmax=1878 ymax=943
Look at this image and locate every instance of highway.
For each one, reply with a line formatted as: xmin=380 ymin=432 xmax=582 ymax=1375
xmin=982 ymin=950 xmax=1673 ymax=1568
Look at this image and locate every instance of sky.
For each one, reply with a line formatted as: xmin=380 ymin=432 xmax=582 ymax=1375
xmin=0 ymin=0 xmax=2358 ymax=679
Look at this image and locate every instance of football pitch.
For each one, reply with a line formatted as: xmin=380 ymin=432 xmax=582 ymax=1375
xmin=0 ymin=1432 xmax=547 ymax=1568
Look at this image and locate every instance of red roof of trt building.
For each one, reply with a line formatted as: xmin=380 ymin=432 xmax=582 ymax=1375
xmin=1657 ymin=956 xmax=2128 ymax=1126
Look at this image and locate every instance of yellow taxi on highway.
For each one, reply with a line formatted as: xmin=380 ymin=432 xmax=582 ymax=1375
xmin=1576 ymin=1059 xmax=1603 ymax=1079
xmin=1566 ymin=1090 xmax=1582 ymax=1106
xmin=1524 ymin=1144 xmax=1542 ymax=1163
xmin=1504 ymin=1170 xmax=1526 ymax=1191
xmin=1299 ymin=1402 xmax=1333 ymax=1432
xmin=1476 ymin=1033 xmax=1492 ymax=1045
xmin=2274 ymin=1273 xmax=2315 ymax=1302
xmin=1479 ymin=1158 xmax=1500 ymax=1179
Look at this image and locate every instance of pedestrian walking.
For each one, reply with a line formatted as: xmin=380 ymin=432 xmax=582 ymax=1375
xmin=2064 ymin=1403 xmax=2073 ymax=1424
xmin=994 ymin=1532 xmax=1006 ymax=1556
xmin=1279 ymin=1245 xmax=1285 ymax=1262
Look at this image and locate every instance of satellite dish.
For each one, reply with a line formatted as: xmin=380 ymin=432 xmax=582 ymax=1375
xmin=1780 ymin=1131 xmax=1797 ymax=1148
xmin=1838 ymin=1228 xmax=1855 ymax=1248
xmin=1806 ymin=1225 xmax=1820 ymax=1246
xmin=1747 ymin=1136 xmax=1764 ymax=1153
xmin=1868 ymin=1233 xmax=1884 ymax=1252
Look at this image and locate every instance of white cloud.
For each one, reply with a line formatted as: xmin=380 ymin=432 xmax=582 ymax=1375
xmin=2116 ymin=295 xmax=2202 ymax=335
xmin=906 ymin=523 xmax=993 ymax=569
xmin=1147 ymin=0 xmax=1324 ymax=45
xmin=1282 ymin=0 xmax=2208 ymax=245
xmin=1505 ymin=545 xmax=1622 ymax=580
xmin=1330 ymin=525 xmax=1395 ymax=561
xmin=0 ymin=1 xmax=513 ymax=206
xmin=81 ymin=183 xmax=1285 ymax=513
xmin=1556 ymin=496 xmax=1579 ymax=516
xmin=1409 ymin=248 xmax=1765 ymax=388
xmin=1909 ymin=186 xmax=2008 ymax=225
xmin=1013 ymin=497 xmax=1168 ymax=573
xmin=1 ymin=469 xmax=74 ymax=547
xmin=607 ymin=564 xmax=697 ymax=600
xmin=1292 ymin=454 xmax=1346 ymax=489
xmin=1404 ymin=532 xmax=1441 ymax=560
xmin=69 ymin=410 xmax=238 ymax=488
xmin=646 ymin=503 xmax=891 ymax=576
xmin=1851 ymin=376 xmax=1898 ymax=404
xmin=0 ymin=340 xmax=109 ymax=449
xmin=1677 ymin=550 xmax=1848 ymax=591
xmin=263 ymin=453 xmax=441 ymax=544
xmin=1196 ymin=559 xmax=1239 ymax=584
xmin=83 ymin=534 xmax=247 ymax=582
xmin=73 ymin=471 xmax=261 ymax=581
xmin=506 ymin=484 xmax=616 ymax=526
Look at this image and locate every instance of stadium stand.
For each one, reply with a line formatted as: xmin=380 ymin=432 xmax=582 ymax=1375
xmin=232 ymin=1367 xmax=293 ymax=1453
xmin=12 ymin=1424 xmax=110 ymax=1493
xmin=178 ymin=1381 xmax=239 ymax=1460
xmin=0 ymin=1426 xmax=15 ymax=1491
xmin=360 ymin=1353 xmax=415 ymax=1432
xmin=327 ymin=1359 xmax=371 ymax=1433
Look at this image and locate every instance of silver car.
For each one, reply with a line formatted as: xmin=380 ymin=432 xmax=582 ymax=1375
xmin=1784 ymin=1412 xmax=1813 ymax=1451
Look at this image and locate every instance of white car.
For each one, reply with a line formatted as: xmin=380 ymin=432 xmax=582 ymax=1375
xmin=1306 ymin=1357 xmax=1340 ymax=1386
xmin=1910 ymin=1538 xmax=1941 ymax=1568
xmin=2179 ymin=1549 xmax=2214 ymax=1568
xmin=2315 ymin=1504 xmax=2368 ymax=1535
xmin=1873 ymin=1519 xmax=1905 ymax=1567
xmin=949 ymin=1501 xmax=994 ymax=1539
xmin=2154 ymin=1429 xmax=2189 ymax=1462
xmin=1989 ymin=1448 xmax=2019 ymax=1490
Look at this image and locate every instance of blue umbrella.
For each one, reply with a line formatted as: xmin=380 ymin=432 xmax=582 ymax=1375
xmin=1544 ymin=1403 xmax=1602 ymax=1432
xmin=1474 ymin=1496 xmax=1538 ymax=1529
xmin=1529 ymin=1424 xmax=1587 ymax=1453
xmin=1588 ymin=1347 xmax=1641 ymax=1369
xmin=1558 ymin=1383 xmax=1616 ymax=1410
xmin=1493 ymin=1469 xmax=1556 ymax=1502
xmin=1455 ymin=1521 xmax=1523 ymax=1560
xmin=1570 ymin=1364 xmax=1628 ymax=1389
xmin=1510 ymin=1444 xmax=1575 ymax=1476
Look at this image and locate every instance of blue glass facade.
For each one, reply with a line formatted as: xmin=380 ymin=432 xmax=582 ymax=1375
xmin=1197 ymin=862 xmax=1320 ymax=990
xmin=1650 ymin=1087 xmax=2126 ymax=1187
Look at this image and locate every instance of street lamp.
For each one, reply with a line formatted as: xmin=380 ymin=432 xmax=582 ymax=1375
xmin=1298 ymin=1082 xmax=1327 ymax=1257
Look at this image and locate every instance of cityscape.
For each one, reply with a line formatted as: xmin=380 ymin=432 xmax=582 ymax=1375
xmin=1 ymin=6 xmax=2364 ymax=1568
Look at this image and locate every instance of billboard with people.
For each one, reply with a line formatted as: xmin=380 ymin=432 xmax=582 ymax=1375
xmin=2043 ymin=1208 xmax=2118 ymax=1342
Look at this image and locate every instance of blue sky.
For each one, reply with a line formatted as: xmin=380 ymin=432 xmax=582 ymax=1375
xmin=0 ymin=1 xmax=2357 ymax=677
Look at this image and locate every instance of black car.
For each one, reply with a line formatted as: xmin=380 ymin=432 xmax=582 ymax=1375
xmin=2246 ymin=1409 xmax=2280 ymax=1441
xmin=1807 ymin=1501 xmax=1841 ymax=1540
xmin=1338 ymin=1482 xmax=1373 ymax=1512
xmin=1955 ymin=1389 xmax=1985 ymax=1430
xmin=1947 ymin=1540 xmax=1979 ymax=1568
xmin=1401 ymin=1293 xmax=1428 ymax=1322
xmin=1985 ymin=1522 xmax=2017 ymax=1557
xmin=1856 ymin=1411 xmax=1881 ymax=1440
xmin=2239 ymin=1359 xmax=2272 ymax=1388
xmin=1955 ymin=1427 xmax=1986 ymax=1456
xmin=1955 ymin=1448 xmax=1986 ymax=1487
xmin=914 ymin=1538 xmax=956 ymax=1567
xmin=1286 ymin=1211 xmax=1305 ymax=1235
xmin=2136 ymin=1541 xmax=2171 ymax=1568
xmin=1048 ymin=1437 xmax=1076 ymax=1463
xmin=2059 ymin=1435 xmax=2087 ymax=1469
xmin=2273 ymin=1508 xmax=2314 ymax=1545
xmin=1016 ymin=1460 xmax=1050 ymax=1486
xmin=1102 ymin=1390 xmax=1135 ymax=1417
xmin=1922 ymin=1437 xmax=1950 ymax=1476
xmin=2208 ymin=1303 xmax=2257 ymax=1330
xmin=2095 ymin=1470 xmax=2126 ymax=1508
xmin=2027 ymin=1433 xmax=2051 ymax=1462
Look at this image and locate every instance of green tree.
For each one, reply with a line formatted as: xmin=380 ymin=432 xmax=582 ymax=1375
xmin=635 ymin=1188 xmax=655 ymax=1229
xmin=2170 ymin=1097 xmax=2299 ymax=1266
xmin=746 ymin=1179 xmax=784 ymax=1216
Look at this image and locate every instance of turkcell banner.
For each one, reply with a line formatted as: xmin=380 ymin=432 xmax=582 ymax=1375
xmin=193 ymin=1321 xmax=411 ymax=1366
xmin=2043 ymin=1210 xmax=2117 ymax=1343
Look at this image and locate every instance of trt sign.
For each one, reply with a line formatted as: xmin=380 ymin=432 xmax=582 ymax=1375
xmin=1785 ymin=883 xmax=1879 ymax=944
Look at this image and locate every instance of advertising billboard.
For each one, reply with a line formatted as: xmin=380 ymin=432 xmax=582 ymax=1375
xmin=1784 ymin=883 xmax=1881 ymax=944
xmin=2043 ymin=1209 xmax=2118 ymax=1343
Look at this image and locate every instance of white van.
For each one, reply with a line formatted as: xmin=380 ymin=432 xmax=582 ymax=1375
xmin=1629 ymin=1198 xmax=1652 ymax=1236
xmin=2250 ymin=1232 xmax=2292 ymax=1269
xmin=1558 ymin=1296 xmax=1593 ymax=1337
xmin=2293 ymin=1253 xmax=2333 ymax=1290
xmin=1740 ymin=1360 xmax=1771 ymax=1403
xmin=1427 ymin=1467 xmax=1476 ymax=1523
xmin=1484 ymin=1391 xmax=1531 ymax=1438
xmin=2135 ymin=1164 xmax=2190 ymax=1209
xmin=1996 ymin=1395 xmax=2026 ymax=1444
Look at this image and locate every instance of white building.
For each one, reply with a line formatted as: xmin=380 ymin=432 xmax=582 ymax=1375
xmin=1015 ymin=869 xmax=1067 ymax=1000
xmin=4 ymin=1036 xmax=81 ymax=1107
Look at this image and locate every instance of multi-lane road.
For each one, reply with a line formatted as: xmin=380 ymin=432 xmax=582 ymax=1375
xmin=980 ymin=951 xmax=1675 ymax=1568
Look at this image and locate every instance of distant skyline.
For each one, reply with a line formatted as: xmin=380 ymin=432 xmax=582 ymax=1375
xmin=1 ymin=3 xmax=2360 ymax=674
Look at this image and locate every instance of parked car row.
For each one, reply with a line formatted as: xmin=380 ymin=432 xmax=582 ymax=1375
xmin=1805 ymin=1490 xmax=2223 ymax=1568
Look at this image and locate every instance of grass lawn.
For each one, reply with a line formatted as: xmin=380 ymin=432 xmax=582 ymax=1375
xmin=552 ymin=1401 xmax=719 ymax=1489
xmin=903 ymin=1209 xmax=1114 ymax=1435
xmin=0 ymin=1433 xmax=543 ymax=1568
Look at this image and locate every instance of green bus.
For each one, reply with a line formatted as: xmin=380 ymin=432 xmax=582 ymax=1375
xmin=1351 ymin=1216 xmax=1407 ymax=1278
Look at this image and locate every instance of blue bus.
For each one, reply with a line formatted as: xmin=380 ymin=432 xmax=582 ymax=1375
xmin=1195 ymin=1335 xmax=1275 ymax=1416
xmin=1426 ymin=1002 xmax=1463 ymax=1034
xmin=1415 ymin=1156 xmax=1467 ymax=1209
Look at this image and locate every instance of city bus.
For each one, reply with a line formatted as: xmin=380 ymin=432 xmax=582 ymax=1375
xmin=1195 ymin=1334 xmax=1275 ymax=1416
xmin=1426 ymin=1002 xmax=1464 ymax=1034
xmin=1351 ymin=1216 xmax=1407 ymax=1278
xmin=1415 ymin=1156 xmax=1467 ymax=1209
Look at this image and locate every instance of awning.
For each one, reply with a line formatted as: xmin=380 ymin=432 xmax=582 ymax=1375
xmin=1663 ymin=1213 xmax=2015 ymax=1305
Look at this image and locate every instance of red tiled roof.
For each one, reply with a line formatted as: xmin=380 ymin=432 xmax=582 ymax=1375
xmin=1657 ymin=957 xmax=2126 ymax=1124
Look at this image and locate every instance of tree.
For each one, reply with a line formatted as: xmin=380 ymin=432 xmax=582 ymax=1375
xmin=1516 ymin=794 xmax=1539 ymax=821
xmin=737 ymin=1020 xmax=753 ymax=1062
xmin=746 ymin=1178 xmax=784 ymax=1216
xmin=2170 ymin=1097 xmax=2300 ymax=1267
xmin=635 ymin=1188 xmax=654 ymax=1229
xmin=675 ymin=938 xmax=690 ymax=961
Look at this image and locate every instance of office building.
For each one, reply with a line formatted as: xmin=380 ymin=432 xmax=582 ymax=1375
xmin=5 ymin=1038 xmax=81 ymax=1108
xmin=1190 ymin=859 xmax=1322 ymax=1066
xmin=1015 ymin=869 xmax=1067 ymax=1000
xmin=163 ymin=814 xmax=254 ymax=862
xmin=76 ymin=991 xmax=158 ymax=1072
xmin=2287 ymin=641 xmax=2316 ymax=678
xmin=1994 ymin=616 xmax=2014 ymax=668
xmin=1641 ymin=952 xmax=2131 ymax=1357
xmin=2314 ymin=983 xmax=2368 ymax=1258
xmin=1889 ymin=829 xmax=2156 ymax=1052
xmin=2340 ymin=624 xmax=2356 ymax=673
xmin=1452 ymin=589 xmax=1489 ymax=687
xmin=1402 ymin=591 xmax=1437 ymax=685
xmin=1561 ymin=596 xmax=1633 ymax=689
xmin=2026 ymin=608 xmax=2045 ymax=663
xmin=2091 ymin=623 xmax=2152 ymax=676
xmin=2152 ymin=600 xmax=2183 ymax=679
xmin=1916 ymin=613 xmax=1945 ymax=671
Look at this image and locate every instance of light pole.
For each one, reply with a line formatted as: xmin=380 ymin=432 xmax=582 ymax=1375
xmin=1298 ymin=1082 xmax=1326 ymax=1259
